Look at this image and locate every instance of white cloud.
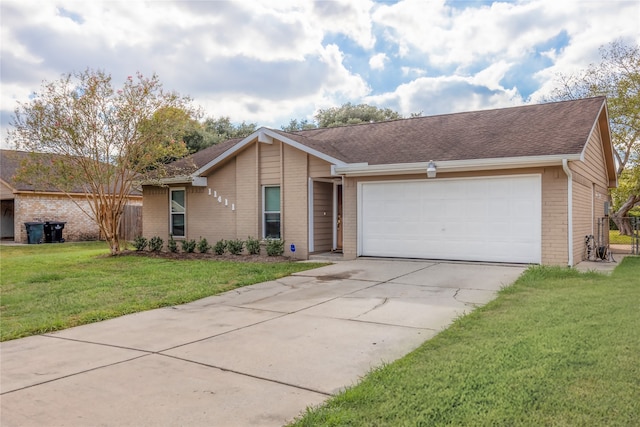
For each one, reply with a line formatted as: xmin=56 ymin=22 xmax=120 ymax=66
xmin=369 ymin=53 xmax=388 ymax=70
xmin=401 ymin=66 xmax=426 ymax=77
xmin=364 ymin=69 xmax=522 ymax=117
xmin=2 ymin=0 xmax=639 ymax=149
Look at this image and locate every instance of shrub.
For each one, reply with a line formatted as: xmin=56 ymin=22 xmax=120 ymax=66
xmin=213 ymin=239 xmax=227 ymax=255
xmin=197 ymin=237 xmax=210 ymax=253
xmin=132 ymin=236 xmax=148 ymax=251
xmin=148 ymin=236 xmax=163 ymax=252
xmin=226 ymin=239 xmax=244 ymax=255
xmin=246 ymin=236 xmax=261 ymax=255
xmin=167 ymin=235 xmax=178 ymax=253
xmin=266 ymin=239 xmax=284 ymax=256
xmin=181 ymin=239 xmax=196 ymax=253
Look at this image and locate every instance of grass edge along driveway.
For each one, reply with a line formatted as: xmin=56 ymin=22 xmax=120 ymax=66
xmin=0 ymin=242 xmax=327 ymax=341
xmin=290 ymin=257 xmax=640 ymax=427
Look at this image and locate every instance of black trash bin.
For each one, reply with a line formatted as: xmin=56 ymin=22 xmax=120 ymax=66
xmin=44 ymin=221 xmax=66 ymax=243
xmin=25 ymin=222 xmax=45 ymax=244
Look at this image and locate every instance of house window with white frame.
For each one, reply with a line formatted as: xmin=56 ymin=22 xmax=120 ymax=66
xmin=170 ymin=188 xmax=186 ymax=238
xmin=263 ymin=186 xmax=281 ymax=239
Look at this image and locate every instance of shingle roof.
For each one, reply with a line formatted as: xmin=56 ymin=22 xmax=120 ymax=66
xmin=280 ymin=96 xmax=606 ymax=165
xmin=170 ymin=137 xmax=243 ymax=170
xmin=0 ymin=149 xmax=142 ymax=196
xmin=0 ymin=149 xmax=47 ymax=192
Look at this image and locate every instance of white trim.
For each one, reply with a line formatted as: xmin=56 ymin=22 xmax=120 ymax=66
xmin=357 ymin=181 xmax=364 ymax=257
xmin=262 ymin=185 xmax=281 ymax=239
xmin=308 ymin=178 xmax=314 ymax=253
xmin=580 ymin=99 xmax=607 ymax=163
xmin=194 ymin=127 xmax=348 ymax=177
xmin=169 ymin=187 xmax=186 ymax=238
xmin=153 ymin=176 xmax=207 ymax=186
xmin=332 ymin=181 xmax=339 ymax=250
xmin=334 ymin=154 xmax=581 ymax=177
xmin=562 ymin=159 xmax=574 ymax=267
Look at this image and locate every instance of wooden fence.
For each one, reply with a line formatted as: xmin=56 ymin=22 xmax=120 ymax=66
xmin=119 ymin=205 xmax=142 ymax=241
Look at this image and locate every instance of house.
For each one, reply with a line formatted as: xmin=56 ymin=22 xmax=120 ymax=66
xmin=0 ymin=150 xmax=143 ymax=243
xmin=142 ymin=97 xmax=616 ymax=266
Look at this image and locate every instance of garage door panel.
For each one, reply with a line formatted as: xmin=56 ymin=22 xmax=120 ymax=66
xmin=360 ymin=176 xmax=541 ymax=263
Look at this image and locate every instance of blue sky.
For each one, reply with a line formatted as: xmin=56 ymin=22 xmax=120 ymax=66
xmin=1 ymin=0 xmax=639 ymax=148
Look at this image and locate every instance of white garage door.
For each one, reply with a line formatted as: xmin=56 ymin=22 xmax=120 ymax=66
xmin=359 ymin=175 xmax=541 ymax=263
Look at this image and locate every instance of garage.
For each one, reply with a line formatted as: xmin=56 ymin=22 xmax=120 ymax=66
xmin=358 ymin=175 xmax=542 ymax=264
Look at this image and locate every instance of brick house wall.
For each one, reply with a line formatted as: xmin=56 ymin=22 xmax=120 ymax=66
xmin=14 ymin=192 xmax=142 ymax=243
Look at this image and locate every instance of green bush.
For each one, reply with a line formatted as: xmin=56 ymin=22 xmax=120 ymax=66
xmin=132 ymin=236 xmax=148 ymax=251
xmin=226 ymin=239 xmax=244 ymax=255
xmin=197 ymin=237 xmax=210 ymax=253
xmin=181 ymin=239 xmax=196 ymax=253
xmin=213 ymin=239 xmax=227 ymax=255
xmin=246 ymin=236 xmax=261 ymax=255
xmin=167 ymin=235 xmax=178 ymax=253
xmin=266 ymin=239 xmax=284 ymax=256
xmin=148 ymin=236 xmax=163 ymax=252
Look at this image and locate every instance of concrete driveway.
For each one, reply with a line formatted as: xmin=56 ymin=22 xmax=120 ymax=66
xmin=1 ymin=259 xmax=525 ymax=427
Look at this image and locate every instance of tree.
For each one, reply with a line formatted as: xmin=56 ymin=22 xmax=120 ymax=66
xmin=281 ymin=118 xmax=317 ymax=132
xmin=548 ymin=40 xmax=640 ymax=235
xmin=9 ymin=69 xmax=196 ymax=255
xmin=315 ymin=103 xmax=403 ymax=128
xmin=186 ymin=116 xmax=257 ymax=152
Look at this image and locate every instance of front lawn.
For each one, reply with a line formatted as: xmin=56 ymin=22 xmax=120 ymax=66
xmin=291 ymin=257 xmax=640 ymax=426
xmin=0 ymin=242 xmax=326 ymax=341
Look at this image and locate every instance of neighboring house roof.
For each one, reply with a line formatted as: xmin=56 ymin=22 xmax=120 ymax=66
xmin=165 ymin=97 xmax=616 ymax=187
xmin=0 ymin=149 xmax=142 ymax=196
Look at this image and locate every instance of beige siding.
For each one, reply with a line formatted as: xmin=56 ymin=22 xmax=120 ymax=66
xmin=313 ymin=181 xmax=333 ymax=252
xmin=570 ymin=126 xmax=610 ymax=187
xmin=142 ymin=186 xmax=169 ymax=241
xmin=309 ymin=156 xmax=333 ymax=178
xmin=568 ymin=124 xmax=611 ymax=265
xmin=282 ymin=144 xmax=308 ymax=258
xmin=572 ymin=180 xmax=592 ymax=264
xmin=260 ymin=140 xmax=281 ymax=185
xmin=236 ymin=144 xmax=259 ymax=239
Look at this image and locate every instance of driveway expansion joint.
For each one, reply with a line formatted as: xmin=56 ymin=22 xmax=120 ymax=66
xmin=160 ymin=353 xmax=332 ymax=397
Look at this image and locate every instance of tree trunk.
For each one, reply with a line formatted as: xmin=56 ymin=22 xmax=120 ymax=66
xmin=611 ymin=194 xmax=640 ymax=236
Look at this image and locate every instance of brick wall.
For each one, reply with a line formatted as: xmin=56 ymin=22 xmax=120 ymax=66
xmin=540 ymin=167 xmax=569 ymax=265
xmin=142 ymin=186 xmax=169 ymax=241
xmin=282 ymin=144 xmax=308 ymax=258
xmin=13 ymin=193 xmax=140 ymax=243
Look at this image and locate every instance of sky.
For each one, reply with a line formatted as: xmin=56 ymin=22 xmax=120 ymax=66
xmin=1 ymin=0 xmax=639 ymax=149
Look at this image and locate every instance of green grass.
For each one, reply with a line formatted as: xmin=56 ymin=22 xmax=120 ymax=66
xmin=609 ymin=229 xmax=635 ymax=244
xmin=0 ymin=242 xmax=326 ymax=341
xmin=290 ymin=257 xmax=640 ymax=426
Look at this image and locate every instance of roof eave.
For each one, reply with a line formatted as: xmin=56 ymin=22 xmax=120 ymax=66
xmin=333 ymin=154 xmax=582 ymax=177
xmin=144 ymin=176 xmax=207 ymax=187
xmin=193 ymin=128 xmax=347 ymax=177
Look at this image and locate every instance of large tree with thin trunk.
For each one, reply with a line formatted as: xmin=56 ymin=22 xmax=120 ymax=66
xmin=9 ymin=69 xmax=197 ymax=254
xmin=548 ymin=40 xmax=640 ymax=235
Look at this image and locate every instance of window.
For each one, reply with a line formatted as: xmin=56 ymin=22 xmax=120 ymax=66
xmin=263 ymin=186 xmax=281 ymax=239
xmin=170 ymin=188 xmax=186 ymax=238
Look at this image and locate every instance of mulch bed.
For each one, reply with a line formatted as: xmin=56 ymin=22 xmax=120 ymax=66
xmin=120 ymin=249 xmax=293 ymax=263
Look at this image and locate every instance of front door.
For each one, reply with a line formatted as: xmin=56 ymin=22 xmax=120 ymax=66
xmin=335 ymin=184 xmax=343 ymax=251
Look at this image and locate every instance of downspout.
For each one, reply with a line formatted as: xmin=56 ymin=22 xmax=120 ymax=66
xmin=562 ymin=159 xmax=573 ymax=267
